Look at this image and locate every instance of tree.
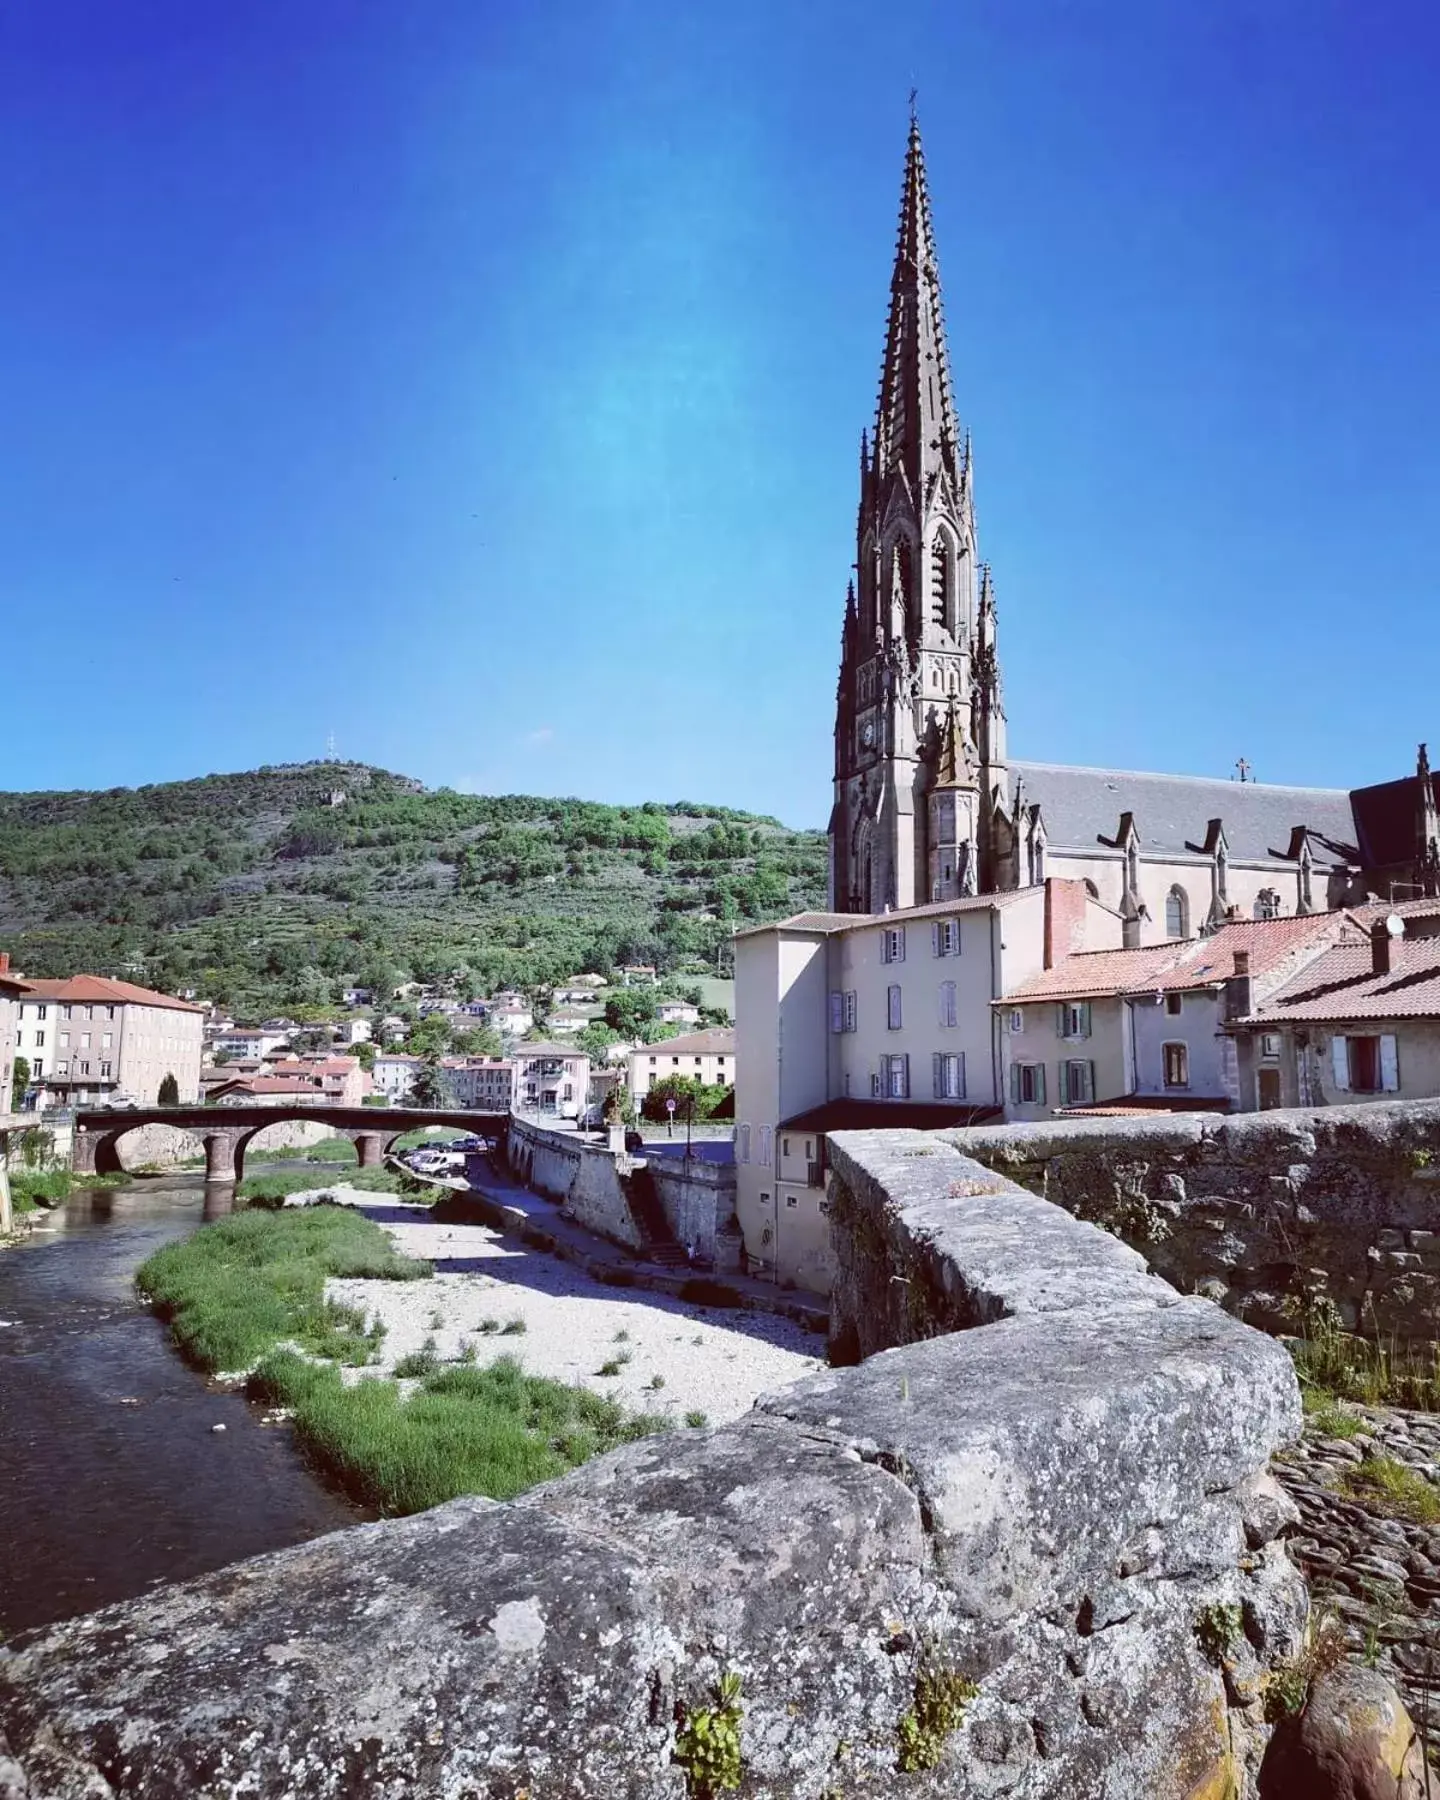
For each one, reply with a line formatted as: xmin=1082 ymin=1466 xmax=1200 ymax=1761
xmin=11 ymin=1054 xmax=29 ymax=1109
xmin=450 ymin=1022 xmax=505 ymax=1059
xmin=157 ymin=1072 xmax=180 ymax=1106
xmin=353 ymin=1040 xmax=377 ymax=1073
xmin=639 ymin=1074 xmax=731 ymax=1124
xmin=410 ymin=1051 xmax=453 ymax=1109
xmin=604 ymin=990 xmax=657 ymax=1036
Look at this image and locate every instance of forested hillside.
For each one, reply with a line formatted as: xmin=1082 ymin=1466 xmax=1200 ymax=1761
xmin=0 ymin=762 xmax=827 ymax=1014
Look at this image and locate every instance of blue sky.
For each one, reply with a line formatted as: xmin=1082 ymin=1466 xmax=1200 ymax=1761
xmin=2 ymin=0 xmax=1437 ymax=827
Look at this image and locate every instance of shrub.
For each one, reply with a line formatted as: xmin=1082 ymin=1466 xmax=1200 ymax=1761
xmin=895 ymin=1662 xmax=978 ymax=1774
xmin=674 ymin=1670 xmax=744 ymax=1798
xmin=394 ymin=1337 xmax=441 ymax=1379
xmin=501 ymin=1318 xmax=527 ymax=1336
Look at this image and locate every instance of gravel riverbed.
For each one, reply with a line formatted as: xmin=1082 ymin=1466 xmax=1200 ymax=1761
xmin=310 ymin=1187 xmax=825 ymax=1425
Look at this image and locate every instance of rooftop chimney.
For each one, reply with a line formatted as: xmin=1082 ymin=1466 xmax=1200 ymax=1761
xmin=1232 ymin=950 xmax=1250 ymax=978
xmin=1372 ymin=914 xmax=1403 ymax=976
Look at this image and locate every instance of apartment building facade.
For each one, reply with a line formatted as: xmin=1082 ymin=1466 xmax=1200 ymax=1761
xmin=511 ymin=1045 xmax=588 ymax=1117
xmin=733 ymin=879 xmax=1121 ymax=1292
xmin=0 ymin=955 xmax=25 ymax=1106
xmin=628 ymin=1028 xmax=735 ymax=1101
xmin=15 ymin=977 xmax=205 ymax=1108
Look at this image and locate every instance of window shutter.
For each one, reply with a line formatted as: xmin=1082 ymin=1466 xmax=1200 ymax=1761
xmin=1381 ymin=1035 xmax=1400 ymax=1092
xmin=932 ymin=1052 xmax=944 ymax=1099
xmin=1035 ymin=1064 xmax=1047 ymax=1105
xmin=932 ymin=922 xmax=941 ymax=958
xmin=1055 ymin=1004 xmax=1066 ymax=1038
xmin=1331 ymin=1038 xmax=1350 ymax=1092
xmin=896 ymin=927 xmax=905 ymax=963
xmin=1083 ymin=1061 xmax=1096 ymax=1106
xmin=956 ymin=1051 xmax=966 ymax=1099
xmin=1010 ymin=1062 xmax=1021 ymax=1104
xmin=881 ymin=931 xmax=891 ymax=965
xmin=829 ymin=991 xmax=843 ymax=1034
xmin=1080 ymin=1002 xmax=1092 ymax=1039
xmin=1058 ymin=1061 xmax=1070 ymax=1105
xmin=953 ymin=921 xmax=962 ymax=956
xmin=899 ymin=1053 xmax=909 ymax=1098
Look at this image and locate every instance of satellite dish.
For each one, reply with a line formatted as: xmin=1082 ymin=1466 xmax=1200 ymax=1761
xmin=1386 ymin=913 xmax=1405 ymax=938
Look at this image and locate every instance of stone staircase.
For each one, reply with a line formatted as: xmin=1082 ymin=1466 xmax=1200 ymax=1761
xmin=620 ymin=1163 xmax=689 ymax=1267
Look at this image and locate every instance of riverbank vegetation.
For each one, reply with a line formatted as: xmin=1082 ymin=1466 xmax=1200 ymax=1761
xmin=12 ymin=1167 xmax=131 ymax=1214
xmin=250 ymin=1351 xmax=666 ymax=1511
xmin=137 ymin=1205 xmax=668 ymax=1513
xmin=137 ymin=1205 xmax=428 ymax=1370
xmin=236 ymin=1167 xmax=409 ymax=1205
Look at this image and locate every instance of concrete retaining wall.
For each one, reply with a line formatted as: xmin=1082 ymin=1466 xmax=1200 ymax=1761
xmin=507 ymin=1115 xmax=645 ymax=1250
xmin=954 ymin=1099 xmax=1440 ymax=1340
xmin=1 ymin=1126 xmax=1305 ymax=1798
xmin=646 ymin=1153 xmax=737 ymax=1262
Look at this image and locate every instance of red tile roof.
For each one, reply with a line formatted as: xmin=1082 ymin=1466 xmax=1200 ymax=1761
xmin=1003 ymin=914 xmax=1358 ymax=1003
xmin=1245 ymin=937 xmax=1440 ymax=1023
xmin=632 ymin=1028 xmax=735 ymax=1057
xmin=17 ymin=975 xmax=204 ymax=1013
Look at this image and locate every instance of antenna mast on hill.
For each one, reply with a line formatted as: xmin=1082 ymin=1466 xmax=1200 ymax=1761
xmin=326 ymin=730 xmax=336 ymax=761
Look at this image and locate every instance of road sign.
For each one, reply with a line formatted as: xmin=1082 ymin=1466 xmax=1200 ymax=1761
xmin=665 ymin=1098 xmax=677 ymax=1115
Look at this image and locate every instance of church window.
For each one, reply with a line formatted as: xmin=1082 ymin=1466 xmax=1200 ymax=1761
xmin=931 ymin=536 xmax=951 ymax=629
xmin=1165 ymin=887 xmax=1189 ymax=939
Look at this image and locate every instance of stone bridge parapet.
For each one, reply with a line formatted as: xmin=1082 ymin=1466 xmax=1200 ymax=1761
xmin=1 ymin=1127 xmax=1306 ymax=1797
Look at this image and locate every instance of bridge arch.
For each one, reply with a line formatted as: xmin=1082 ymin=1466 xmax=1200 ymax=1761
xmin=73 ymin=1105 xmax=508 ymax=1187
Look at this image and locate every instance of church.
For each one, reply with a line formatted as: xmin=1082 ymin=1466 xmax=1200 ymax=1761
xmin=830 ymin=118 xmax=1440 ymax=945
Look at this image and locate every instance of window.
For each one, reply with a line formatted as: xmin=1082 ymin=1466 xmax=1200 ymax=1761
xmin=738 ymin=1124 xmax=751 ymax=1163
xmin=938 ymin=980 xmax=957 ymax=1028
xmin=882 ymin=1053 xmax=910 ymax=1099
xmin=1255 ymin=888 xmax=1281 ymax=921
xmin=59 ymin=1032 xmax=70 ymax=1048
xmin=79 ymin=1061 xmax=90 ymax=1076
xmin=1165 ymin=993 xmax=1183 ymax=1016
xmin=782 ymin=1137 xmax=790 ymax=1157
xmin=1165 ymin=887 xmax=1189 ymax=939
xmin=80 ymin=1033 xmax=91 ymax=1049
xmin=61 ymin=1005 xmax=72 ymax=1020
xmin=881 ymin=925 xmax=906 ymax=964
xmin=1060 ymin=1060 xmax=1096 ymax=1106
xmin=1334 ymin=1035 xmax=1399 ymax=1095
xmin=100 ymin=1061 xmax=112 ymax=1078
xmin=829 ymin=990 xmax=845 ymax=1034
xmin=930 ymin=535 xmax=951 ymax=629
xmin=887 ymin=984 xmax=903 ymax=1030
xmin=1010 ymin=1062 xmax=1046 ymax=1105
xmin=36 ymin=1005 xmax=47 ymax=1020
xmin=844 ymin=991 xmax=857 ymax=1032
xmin=33 ymin=1030 xmax=44 ymax=1048
xmin=32 ymin=1060 xmax=43 ymax=1077
xmin=1057 ymin=1002 xmax=1091 ymax=1041
xmin=932 ymin=919 xmax=960 ymax=957
xmin=785 ymin=1194 xmax=798 ymax=1208
xmin=1260 ymin=1033 xmax=1281 ymax=1060
xmin=57 ymin=1062 xmax=69 ymax=1077
xmin=1163 ymin=1043 xmax=1190 ymax=1089
xmin=1008 ymin=1009 xmax=1024 ymax=1034
xmin=932 ymin=1051 xmax=966 ymax=1099
xmin=757 ymin=1125 xmax=773 ymax=1165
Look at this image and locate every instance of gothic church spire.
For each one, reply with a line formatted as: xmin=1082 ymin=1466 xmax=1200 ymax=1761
xmin=872 ymin=115 xmax=963 ymax=499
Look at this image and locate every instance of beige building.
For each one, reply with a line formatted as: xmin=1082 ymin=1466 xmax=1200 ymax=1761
xmin=16 ymin=976 xmax=204 ymax=1108
xmin=733 ymin=879 xmax=1121 ymax=1292
xmin=629 ymin=1028 xmax=735 ymax=1101
xmin=1228 ymin=916 xmax=1440 ymax=1111
xmin=0 ymin=955 xmax=25 ymax=1107
xmin=997 ymin=913 xmax=1365 ymax=1120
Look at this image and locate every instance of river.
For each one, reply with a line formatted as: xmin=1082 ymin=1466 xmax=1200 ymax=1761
xmin=0 ymin=1172 xmax=363 ymax=1638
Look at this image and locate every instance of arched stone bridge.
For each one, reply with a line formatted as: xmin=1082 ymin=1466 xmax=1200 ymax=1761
xmin=72 ymin=1106 xmax=510 ymax=1184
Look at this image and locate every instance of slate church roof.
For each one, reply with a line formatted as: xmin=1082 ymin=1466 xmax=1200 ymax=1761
xmin=1010 ymin=762 xmax=1360 ymax=868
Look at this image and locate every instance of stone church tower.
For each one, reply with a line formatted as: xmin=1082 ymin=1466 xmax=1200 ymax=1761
xmin=829 ymin=118 xmax=1008 ymax=913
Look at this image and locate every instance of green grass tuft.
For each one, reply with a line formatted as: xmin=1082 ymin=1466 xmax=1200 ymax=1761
xmin=1340 ymin=1456 xmax=1440 ymax=1524
xmin=136 ymin=1204 xmax=430 ymax=1373
xmin=248 ymin=1351 xmax=668 ymax=1513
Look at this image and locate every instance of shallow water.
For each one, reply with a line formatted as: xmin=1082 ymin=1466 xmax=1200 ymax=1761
xmin=0 ymin=1175 xmax=361 ymax=1636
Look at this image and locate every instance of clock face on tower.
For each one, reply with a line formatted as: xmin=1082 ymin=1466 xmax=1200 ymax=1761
xmin=861 ymin=718 xmax=875 ymax=749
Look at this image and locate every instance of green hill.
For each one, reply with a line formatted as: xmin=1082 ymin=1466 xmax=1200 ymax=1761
xmin=0 ymin=762 xmax=827 ymax=1014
